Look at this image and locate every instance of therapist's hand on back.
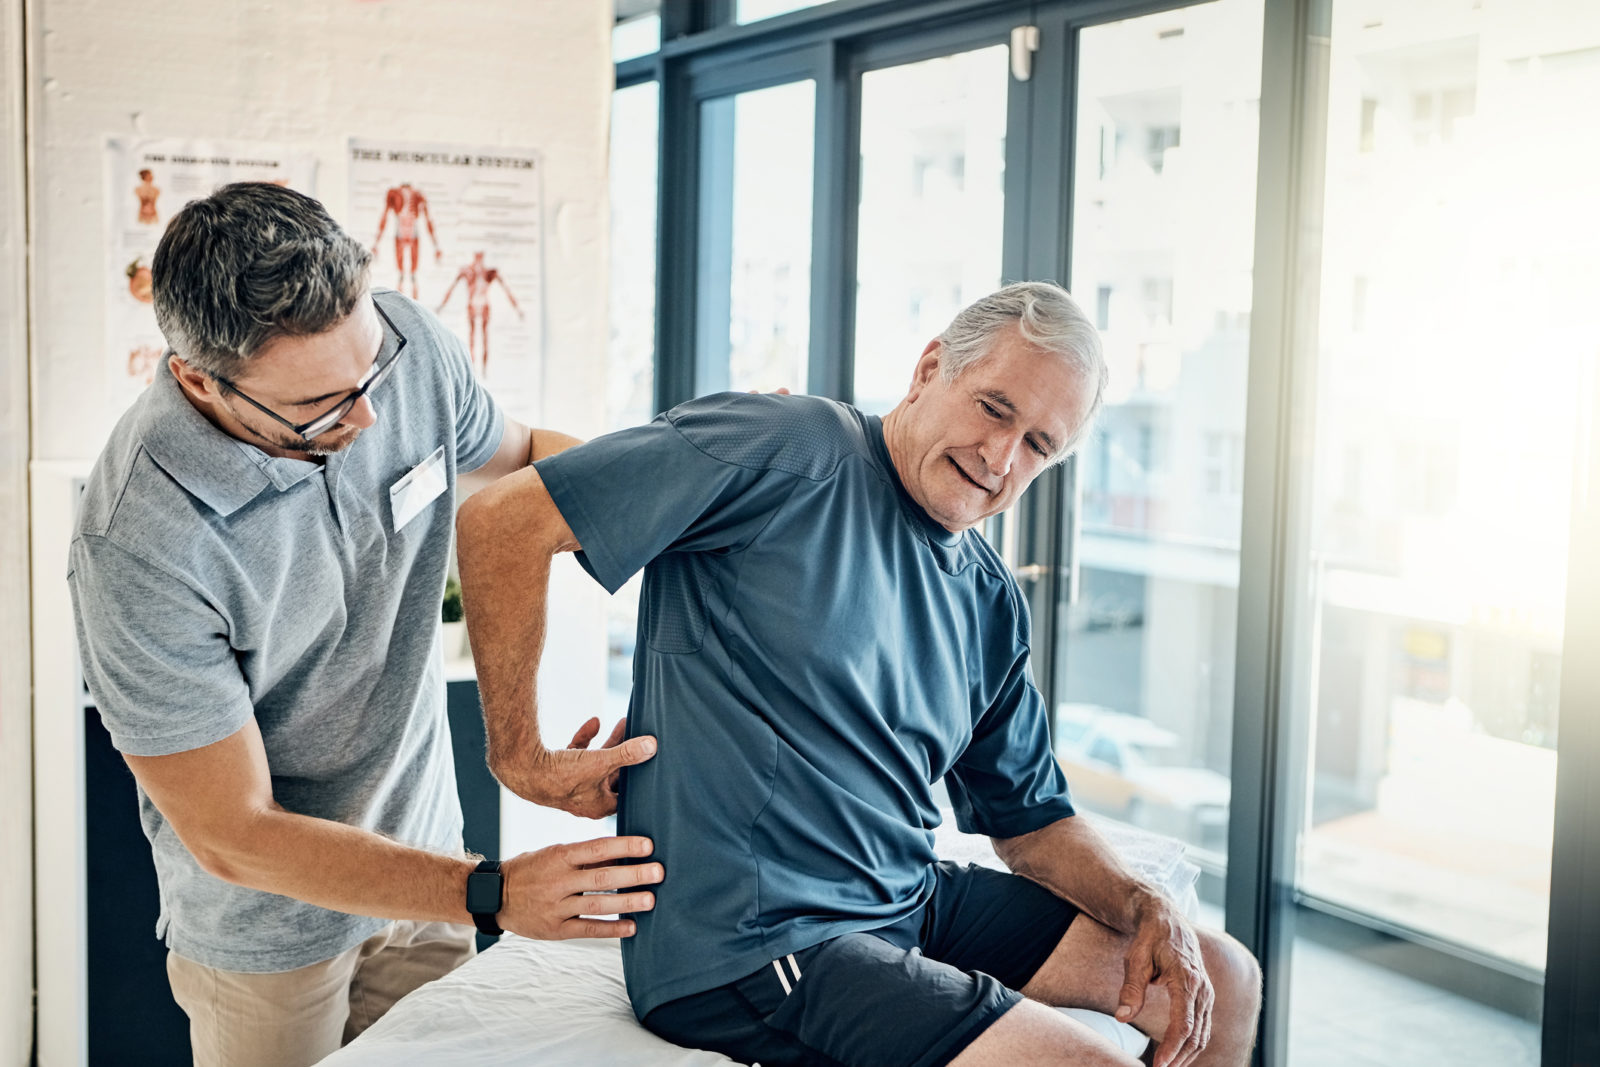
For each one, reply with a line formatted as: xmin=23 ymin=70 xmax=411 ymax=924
xmin=498 ymin=835 xmax=663 ymax=940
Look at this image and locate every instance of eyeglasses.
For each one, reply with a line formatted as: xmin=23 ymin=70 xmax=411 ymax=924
xmin=185 ymin=299 xmax=409 ymax=442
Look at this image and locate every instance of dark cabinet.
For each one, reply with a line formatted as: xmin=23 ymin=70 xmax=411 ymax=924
xmin=82 ymin=679 xmax=499 ymax=1065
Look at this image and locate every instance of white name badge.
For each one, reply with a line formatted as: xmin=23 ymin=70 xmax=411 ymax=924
xmin=390 ymin=446 xmax=448 ymax=532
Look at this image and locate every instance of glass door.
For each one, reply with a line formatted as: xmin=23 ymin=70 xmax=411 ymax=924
xmin=1051 ymin=0 xmax=1265 ymax=874
xmin=1276 ymin=1 xmax=1598 ymax=1061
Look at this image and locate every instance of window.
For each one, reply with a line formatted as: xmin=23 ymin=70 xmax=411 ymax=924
xmin=697 ymin=81 xmax=817 ymax=395
xmin=1276 ymin=1 xmax=1597 ymax=1057
xmin=1145 ymin=124 xmax=1181 ymax=173
xmin=736 ymin=0 xmax=830 ymax=23
xmin=608 ymin=82 xmax=660 ymax=433
xmin=612 ymin=0 xmax=660 ymax=62
xmin=1058 ymin=1 xmax=1263 ymax=883
xmin=1088 ymin=736 xmax=1123 ymax=771
xmin=604 ymin=71 xmax=661 ymax=723
xmin=852 ymin=45 xmax=1009 ymax=415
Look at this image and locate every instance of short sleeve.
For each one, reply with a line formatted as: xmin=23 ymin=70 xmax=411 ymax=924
xmin=945 ymin=652 xmax=1076 ymax=839
xmin=67 ymin=535 xmax=254 ymax=757
xmin=435 ymin=314 xmax=504 ymax=475
xmin=534 ymin=401 xmax=802 ymax=595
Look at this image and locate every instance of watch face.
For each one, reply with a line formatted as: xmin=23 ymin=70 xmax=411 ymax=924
xmin=466 ymin=871 xmax=502 ymax=914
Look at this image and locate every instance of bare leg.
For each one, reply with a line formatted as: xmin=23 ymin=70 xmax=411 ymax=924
xmin=949 ymin=1000 xmax=1143 ymax=1067
xmin=1014 ymin=916 xmax=1261 ymax=1067
xmin=406 ymin=240 xmax=421 ymax=299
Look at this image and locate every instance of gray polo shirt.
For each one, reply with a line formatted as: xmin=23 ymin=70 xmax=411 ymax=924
xmin=67 ymin=289 xmax=504 ymax=973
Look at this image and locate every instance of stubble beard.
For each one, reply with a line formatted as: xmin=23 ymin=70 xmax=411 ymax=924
xmin=255 ymin=423 xmax=362 ymax=458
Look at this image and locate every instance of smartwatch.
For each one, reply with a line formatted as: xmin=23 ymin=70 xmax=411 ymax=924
xmin=465 ymin=859 xmax=504 ymax=937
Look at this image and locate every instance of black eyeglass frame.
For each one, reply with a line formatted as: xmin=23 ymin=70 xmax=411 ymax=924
xmin=172 ymin=299 xmax=410 ymax=442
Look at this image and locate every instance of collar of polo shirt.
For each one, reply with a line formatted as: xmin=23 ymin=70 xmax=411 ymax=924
xmin=141 ymin=368 xmax=330 ymax=517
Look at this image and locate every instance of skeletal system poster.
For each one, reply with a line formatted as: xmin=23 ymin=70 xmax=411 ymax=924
xmin=347 ymin=139 xmax=545 ymax=421
xmin=104 ymin=138 xmax=318 ymax=413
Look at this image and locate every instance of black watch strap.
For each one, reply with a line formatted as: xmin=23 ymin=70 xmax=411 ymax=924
xmin=466 ymin=859 xmax=504 ymax=937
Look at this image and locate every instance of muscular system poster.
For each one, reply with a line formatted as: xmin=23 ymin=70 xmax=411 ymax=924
xmin=346 ymin=139 xmax=545 ymax=422
xmin=104 ymin=138 xmax=318 ymax=414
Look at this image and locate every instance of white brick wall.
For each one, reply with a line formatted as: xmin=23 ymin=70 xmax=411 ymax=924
xmin=19 ymin=2 xmax=615 ymax=1060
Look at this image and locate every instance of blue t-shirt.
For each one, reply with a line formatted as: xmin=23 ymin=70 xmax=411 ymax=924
xmin=535 ymin=392 xmax=1075 ymax=1017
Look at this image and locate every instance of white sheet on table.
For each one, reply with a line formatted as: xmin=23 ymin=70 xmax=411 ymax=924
xmin=322 ymin=936 xmax=733 ymax=1066
xmin=325 ymin=816 xmax=1200 ymax=1065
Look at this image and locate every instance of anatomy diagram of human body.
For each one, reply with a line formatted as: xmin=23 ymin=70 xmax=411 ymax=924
xmin=372 ymin=182 xmax=442 ymax=298
xmin=438 ymin=251 xmax=522 ymax=377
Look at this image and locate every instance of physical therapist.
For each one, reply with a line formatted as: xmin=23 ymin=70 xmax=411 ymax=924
xmin=67 ymin=182 xmax=660 ymax=1067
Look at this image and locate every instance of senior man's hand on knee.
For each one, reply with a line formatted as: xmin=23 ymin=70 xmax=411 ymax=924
xmin=1118 ymin=897 xmax=1214 ymax=1067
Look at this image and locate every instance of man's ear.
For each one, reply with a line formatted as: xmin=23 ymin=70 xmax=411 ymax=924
xmin=906 ymin=340 xmax=943 ymax=402
xmin=167 ymin=354 xmax=221 ymax=404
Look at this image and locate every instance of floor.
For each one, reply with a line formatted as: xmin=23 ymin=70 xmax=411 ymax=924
xmin=1286 ymin=938 xmax=1540 ymax=1066
xmin=1197 ymin=903 xmax=1542 ymax=1066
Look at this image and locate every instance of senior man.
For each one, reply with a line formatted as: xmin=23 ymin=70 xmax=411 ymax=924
xmin=458 ymin=282 xmax=1261 ymax=1067
xmin=67 ymin=183 xmax=660 ymax=1067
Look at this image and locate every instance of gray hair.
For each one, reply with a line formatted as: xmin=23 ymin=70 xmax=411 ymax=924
xmin=936 ymin=281 xmax=1108 ymax=458
xmin=151 ymin=183 xmax=371 ymax=381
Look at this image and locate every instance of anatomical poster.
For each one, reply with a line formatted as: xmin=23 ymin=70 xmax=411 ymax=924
xmin=104 ymin=138 xmax=318 ymax=413
xmin=347 ymin=138 xmax=545 ymax=421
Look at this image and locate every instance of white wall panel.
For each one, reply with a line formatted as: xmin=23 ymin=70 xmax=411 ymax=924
xmin=0 ymin=0 xmax=34 ymax=1059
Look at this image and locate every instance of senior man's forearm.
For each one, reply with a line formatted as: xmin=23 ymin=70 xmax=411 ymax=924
xmin=456 ymin=465 xmax=578 ymax=797
xmin=993 ymin=815 xmax=1165 ymax=934
xmin=528 ymin=428 xmax=583 ymax=463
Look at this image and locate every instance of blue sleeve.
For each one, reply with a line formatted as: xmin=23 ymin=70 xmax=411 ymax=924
xmin=534 ymin=396 xmax=803 ymax=595
xmin=945 ymin=651 xmax=1077 ymax=839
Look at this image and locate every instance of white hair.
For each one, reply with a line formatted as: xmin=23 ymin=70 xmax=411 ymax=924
xmin=936 ymin=281 xmax=1108 ymax=458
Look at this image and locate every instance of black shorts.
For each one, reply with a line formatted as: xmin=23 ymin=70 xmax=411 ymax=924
xmin=642 ymin=861 xmax=1080 ymax=1067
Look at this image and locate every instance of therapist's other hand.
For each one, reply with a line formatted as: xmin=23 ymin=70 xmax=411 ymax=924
xmin=499 ymin=836 xmax=662 ymax=940
xmin=517 ymin=717 xmax=655 ymax=819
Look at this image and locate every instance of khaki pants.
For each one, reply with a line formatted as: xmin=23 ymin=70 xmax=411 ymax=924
xmin=166 ymin=920 xmax=477 ymax=1067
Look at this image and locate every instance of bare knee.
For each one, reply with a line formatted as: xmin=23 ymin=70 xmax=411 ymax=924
xmin=1199 ymin=930 xmax=1262 ymax=1035
xmin=1203 ymin=931 xmax=1261 ymax=1005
